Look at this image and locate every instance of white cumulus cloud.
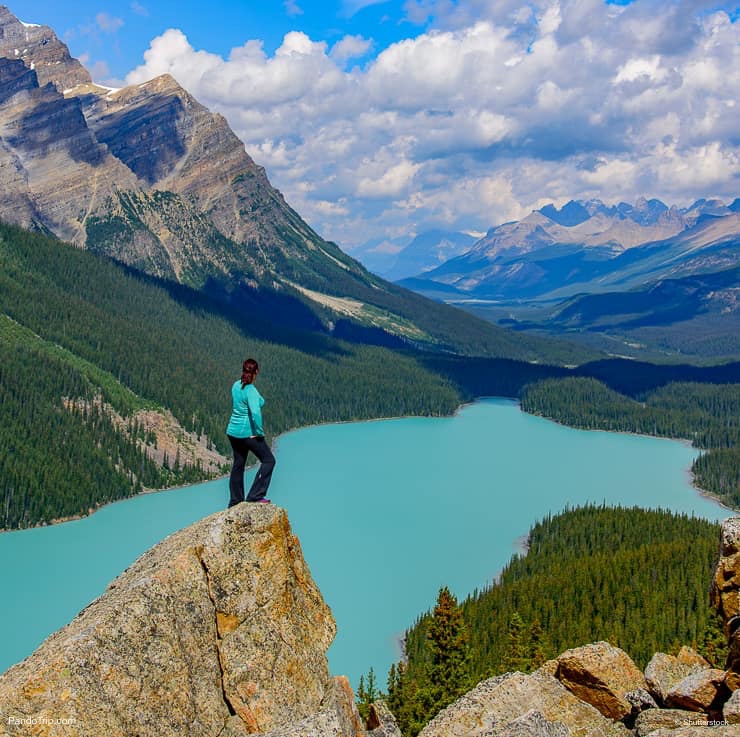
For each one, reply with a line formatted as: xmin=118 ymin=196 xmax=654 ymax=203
xmin=331 ymin=34 xmax=373 ymax=63
xmin=124 ymin=1 xmax=740 ymax=248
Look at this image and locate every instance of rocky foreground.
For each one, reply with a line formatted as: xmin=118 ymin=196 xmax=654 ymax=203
xmin=1 ymin=508 xmax=739 ymax=737
xmin=0 ymin=505 xmax=360 ymax=737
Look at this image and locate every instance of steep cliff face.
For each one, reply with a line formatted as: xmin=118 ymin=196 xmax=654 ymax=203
xmin=0 ymin=6 xmax=369 ymax=300
xmin=74 ymin=72 xmax=360 ymax=286
xmin=0 ymin=6 xmax=90 ymax=92
xmin=0 ymin=504 xmax=362 ymax=737
xmin=0 ymin=53 xmax=138 ymax=244
xmin=80 ymin=74 xmax=278 ymax=247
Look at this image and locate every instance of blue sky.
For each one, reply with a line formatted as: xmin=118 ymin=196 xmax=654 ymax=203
xmin=19 ymin=1 xmax=431 ymax=79
xmin=14 ymin=1 xmax=740 ymax=249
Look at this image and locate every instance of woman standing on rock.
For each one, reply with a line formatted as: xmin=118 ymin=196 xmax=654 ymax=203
xmin=226 ymin=358 xmax=276 ymax=506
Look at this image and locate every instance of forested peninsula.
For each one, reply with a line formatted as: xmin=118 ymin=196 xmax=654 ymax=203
xmin=369 ymin=505 xmax=729 ymax=736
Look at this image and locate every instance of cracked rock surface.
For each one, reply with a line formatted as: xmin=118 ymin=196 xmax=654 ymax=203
xmin=0 ymin=504 xmax=336 ymax=737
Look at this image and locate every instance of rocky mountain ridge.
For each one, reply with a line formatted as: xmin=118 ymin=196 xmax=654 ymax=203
xmin=0 ymin=6 xmax=90 ymax=92
xmin=399 ymin=197 xmax=738 ymax=358
xmin=0 ymin=6 xmax=360 ymax=286
xmin=2 ymin=5 xmax=511 ymax=355
xmin=415 ymin=198 xmax=739 ymax=301
xmin=0 ymin=4 xmax=567 ymax=360
xmin=1 ymin=505 xmax=738 ymax=737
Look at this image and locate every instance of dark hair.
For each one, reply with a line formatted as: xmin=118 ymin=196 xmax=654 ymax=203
xmin=240 ymin=358 xmax=259 ymax=388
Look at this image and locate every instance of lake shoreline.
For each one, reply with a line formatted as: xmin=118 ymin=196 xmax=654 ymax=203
xmin=1 ymin=396 xmax=729 ymax=682
xmin=2 ymin=395 xmax=732 ymax=534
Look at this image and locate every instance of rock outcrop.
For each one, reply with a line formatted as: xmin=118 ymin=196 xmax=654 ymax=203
xmin=663 ymin=669 xmax=726 ymax=712
xmin=488 ymin=710 xmax=571 ymax=737
xmin=723 ymin=687 xmax=740 ymax=723
xmin=367 ymin=701 xmax=403 ymax=737
xmin=644 ymin=648 xmax=712 ymax=704
xmin=555 ymin=642 xmax=648 ymax=720
xmin=633 ymin=708 xmax=710 ymax=736
xmin=0 ymin=504 xmax=357 ymax=737
xmin=416 ymin=670 xmax=630 ymax=737
xmin=711 ymin=516 xmax=740 ymax=692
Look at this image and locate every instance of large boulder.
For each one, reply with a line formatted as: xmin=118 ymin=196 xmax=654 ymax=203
xmin=555 ymin=642 xmax=648 ymax=720
xmin=417 ymin=670 xmax=630 ymax=737
xmin=710 ymin=517 xmax=740 ymax=691
xmin=486 ymin=710 xmax=570 ymax=737
xmin=249 ymin=676 xmax=365 ymax=737
xmin=0 ymin=505 xmax=338 ymax=737
xmin=664 ymin=669 xmax=726 ymax=712
xmin=644 ymin=649 xmax=712 ymax=704
xmin=625 ymin=688 xmax=658 ymax=715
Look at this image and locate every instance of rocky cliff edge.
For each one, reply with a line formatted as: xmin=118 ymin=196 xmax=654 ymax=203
xmin=0 ymin=504 xmax=363 ymax=737
xmin=3 ymin=510 xmax=739 ymax=737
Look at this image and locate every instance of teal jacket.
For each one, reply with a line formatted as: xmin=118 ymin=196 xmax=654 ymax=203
xmin=226 ymin=380 xmax=265 ymax=438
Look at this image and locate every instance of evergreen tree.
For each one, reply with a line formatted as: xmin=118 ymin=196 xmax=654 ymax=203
xmin=422 ymin=587 xmax=470 ymax=718
xmin=386 ymin=662 xmax=400 ymax=714
xmin=385 ymin=588 xmax=471 ymax=736
xmin=356 ymin=667 xmax=381 ymax=723
xmin=528 ymin=618 xmax=548 ymax=670
xmin=386 ymin=659 xmax=426 ymax=737
xmin=502 ymin=611 xmax=528 ymax=672
xmin=699 ymin=612 xmax=729 ymax=668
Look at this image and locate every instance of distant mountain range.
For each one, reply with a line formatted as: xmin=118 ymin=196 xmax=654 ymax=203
xmin=399 ymin=197 xmax=739 ymax=358
xmin=351 ymin=230 xmax=477 ymax=280
xmin=405 ymin=197 xmax=739 ymax=300
xmin=0 ymin=6 xmax=556 ymax=361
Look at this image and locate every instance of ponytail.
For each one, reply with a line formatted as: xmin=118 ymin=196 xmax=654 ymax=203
xmin=240 ymin=358 xmax=259 ymax=388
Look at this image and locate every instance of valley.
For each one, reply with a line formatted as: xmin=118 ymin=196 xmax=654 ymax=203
xmin=0 ymin=4 xmax=739 ymax=736
xmin=393 ymin=199 xmax=739 ymax=361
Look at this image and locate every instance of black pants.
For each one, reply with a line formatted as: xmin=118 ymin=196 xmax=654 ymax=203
xmin=227 ymin=435 xmax=276 ymax=506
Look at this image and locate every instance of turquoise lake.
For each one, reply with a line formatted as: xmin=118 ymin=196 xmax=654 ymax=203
xmin=0 ymin=398 xmax=730 ymax=684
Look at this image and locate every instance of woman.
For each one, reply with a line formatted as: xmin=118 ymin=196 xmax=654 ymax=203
xmin=226 ymin=358 xmax=276 ymax=506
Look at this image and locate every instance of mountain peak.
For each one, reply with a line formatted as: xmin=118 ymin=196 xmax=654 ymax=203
xmin=539 ymin=200 xmax=591 ymax=226
xmin=539 ymin=197 xmax=675 ymax=228
xmin=0 ymin=6 xmax=91 ymax=92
